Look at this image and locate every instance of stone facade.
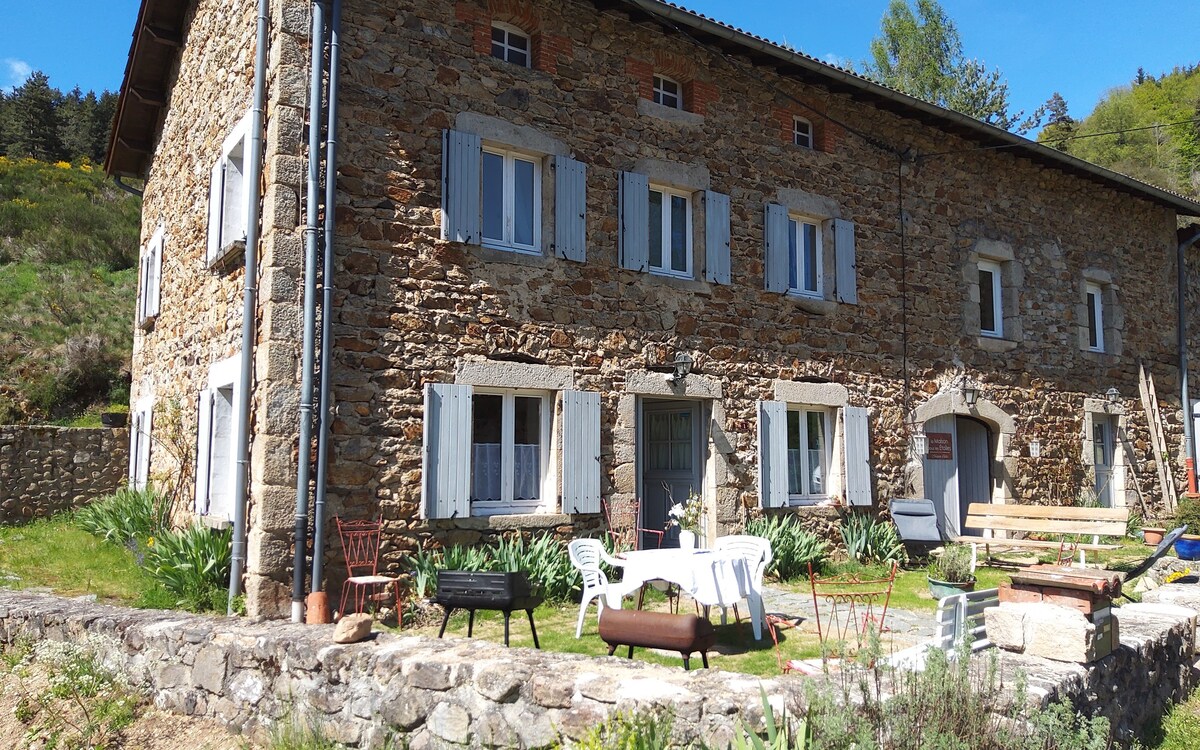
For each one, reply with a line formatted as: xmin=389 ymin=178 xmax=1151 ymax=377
xmin=120 ymin=0 xmax=1200 ymax=615
xmin=0 ymin=426 xmax=129 ymax=525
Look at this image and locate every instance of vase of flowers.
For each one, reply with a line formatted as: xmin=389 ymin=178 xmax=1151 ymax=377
xmin=667 ymin=490 xmax=707 ymax=549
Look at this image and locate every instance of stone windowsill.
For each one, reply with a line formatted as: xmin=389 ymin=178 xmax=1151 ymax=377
xmin=208 ymin=239 xmax=246 ymax=272
xmin=636 ymin=98 xmax=705 ymax=127
xmin=200 ymin=515 xmax=232 ymax=530
xmin=976 ymin=335 xmax=1019 ymax=353
xmin=431 ymin=513 xmax=571 ymax=531
xmin=137 ymin=314 xmax=158 ymax=332
xmin=786 ymin=295 xmax=838 ymax=316
xmin=467 ymin=243 xmax=554 ymax=268
xmin=1080 ymin=349 xmax=1118 ymax=364
xmin=632 ymin=269 xmax=711 ymax=295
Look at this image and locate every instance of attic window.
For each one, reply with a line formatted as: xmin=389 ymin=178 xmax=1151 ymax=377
xmin=653 ymin=75 xmax=682 ymax=109
xmin=794 ymin=117 xmax=813 ymax=149
xmin=491 ymin=23 xmax=530 ymax=67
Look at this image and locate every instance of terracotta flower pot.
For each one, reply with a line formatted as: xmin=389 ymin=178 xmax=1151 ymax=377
xmin=1142 ymin=527 xmax=1166 ymax=546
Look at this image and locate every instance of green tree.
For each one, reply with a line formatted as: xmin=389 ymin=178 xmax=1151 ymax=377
xmin=2 ymin=71 xmax=65 ymax=161
xmin=862 ymin=0 xmax=1036 ymax=132
xmin=1037 ymin=92 xmax=1075 ymax=150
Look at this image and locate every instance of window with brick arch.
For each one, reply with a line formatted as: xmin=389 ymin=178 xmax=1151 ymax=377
xmin=491 ymin=22 xmax=530 ymax=67
xmin=793 ymin=117 xmax=814 ymax=149
xmin=653 ymin=75 xmax=683 ymax=109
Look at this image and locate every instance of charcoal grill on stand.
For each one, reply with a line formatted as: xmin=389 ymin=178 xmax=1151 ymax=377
xmin=433 ymin=570 xmax=543 ymax=648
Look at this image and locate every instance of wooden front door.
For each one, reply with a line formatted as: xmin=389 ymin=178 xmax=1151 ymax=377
xmin=641 ymin=400 xmax=702 ymax=548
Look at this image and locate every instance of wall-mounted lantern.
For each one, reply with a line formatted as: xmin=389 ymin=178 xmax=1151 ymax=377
xmin=912 ymin=424 xmax=928 ymax=457
xmin=1105 ymin=387 xmax=1121 ymax=408
xmin=1028 ymin=438 xmax=1042 ymax=458
xmin=962 ymin=380 xmax=980 ymax=408
xmin=665 ymin=352 xmax=694 ymax=384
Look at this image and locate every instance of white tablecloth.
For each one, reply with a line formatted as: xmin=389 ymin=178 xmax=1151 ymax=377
xmin=612 ymin=548 xmax=765 ymax=639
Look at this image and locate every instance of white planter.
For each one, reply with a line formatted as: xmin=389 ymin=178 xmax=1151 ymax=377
xmin=679 ymin=530 xmax=697 ymax=550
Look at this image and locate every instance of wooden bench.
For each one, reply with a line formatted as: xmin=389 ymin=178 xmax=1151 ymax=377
xmin=597 ymin=608 xmax=716 ymax=669
xmin=956 ymin=503 xmax=1129 ymax=569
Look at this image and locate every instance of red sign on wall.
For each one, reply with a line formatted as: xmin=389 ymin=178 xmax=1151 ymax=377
xmin=927 ymin=432 xmax=953 ymax=460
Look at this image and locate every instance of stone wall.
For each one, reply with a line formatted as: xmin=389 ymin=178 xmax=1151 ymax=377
xmin=1 ymin=589 xmax=1196 ymax=748
xmin=0 ymin=426 xmax=129 ymax=525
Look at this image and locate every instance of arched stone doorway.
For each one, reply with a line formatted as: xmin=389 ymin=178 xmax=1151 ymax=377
xmin=912 ymin=391 xmax=1016 ymax=538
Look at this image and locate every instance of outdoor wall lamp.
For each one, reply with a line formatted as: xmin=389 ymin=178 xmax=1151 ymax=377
xmin=665 ymin=352 xmax=694 ymax=384
xmin=962 ymin=380 xmax=979 ymax=408
xmin=1028 ymin=438 xmax=1042 ymax=458
xmin=911 ymin=424 xmax=928 ymax=457
xmin=1105 ymin=387 xmax=1121 ymax=407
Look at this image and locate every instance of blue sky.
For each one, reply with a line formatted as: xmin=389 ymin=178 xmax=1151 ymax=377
xmin=3 ymin=1 xmax=1199 ymax=127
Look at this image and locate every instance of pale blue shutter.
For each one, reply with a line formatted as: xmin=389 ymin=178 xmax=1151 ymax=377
xmin=148 ymin=228 xmax=163 ymax=318
xmin=844 ymin=406 xmax=872 ymax=507
xmin=441 ymin=129 xmax=482 ymax=244
xmin=128 ymin=412 xmax=142 ymax=484
xmin=561 ymin=390 xmax=601 ymax=514
xmin=834 ymin=218 xmax=858 ymax=304
xmin=757 ymin=400 xmax=789 ymax=508
xmin=619 ymin=171 xmax=649 ymax=271
xmin=764 ymin=203 xmax=789 ymax=293
xmin=194 ymin=389 xmax=214 ymax=513
xmin=704 ymin=190 xmax=731 ymax=284
xmin=554 ymin=156 xmax=587 ymax=262
xmin=206 ymin=159 xmax=225 ymax=264
xmin=422 ymin=382 xmax=473 ymax=518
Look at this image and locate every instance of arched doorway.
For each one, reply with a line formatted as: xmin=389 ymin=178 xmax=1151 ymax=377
xmin=921 ymin=415 xmax=993 ymax=537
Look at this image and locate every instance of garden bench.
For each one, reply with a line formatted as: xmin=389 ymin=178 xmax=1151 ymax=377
xmin=597 ymin=608 xmax=716 ymax=669
xmin=957 ymin=503 xmax=1128 ymax=570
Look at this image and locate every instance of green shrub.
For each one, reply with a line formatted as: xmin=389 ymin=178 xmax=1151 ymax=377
xmin=407 ymin=548 xmax=440 ymax=600
xmin=746 ymin=515 xmax=830 ymax=581
xmin=927 ymin=544 xmax=975 ymax=584
xmin=439 ymin=544 xmax=493 ymax=573
xmin=144 ymin=524 xmax=232 ymax=612
xmin=569 ymin=709 xmax=674 ymax=750
xmin=1175 ymin=496 xmax=1200 ymax=535
xmin=839 ymin=513 xmax=907 ymax=566
xmin=75 ymin=486 xmax=170 ymax=545
xmin=424 ymin=535 xmax=579 ymax=604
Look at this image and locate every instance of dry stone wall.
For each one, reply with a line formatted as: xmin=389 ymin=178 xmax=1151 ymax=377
xmin=0 ymin=426 xmax=129 ymax=525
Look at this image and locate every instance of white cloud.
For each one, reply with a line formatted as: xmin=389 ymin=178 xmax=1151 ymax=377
xmin=821 ymin=53 xmax=855 ymax=71
xmin=3 ymin=59 xmax=33 ymax=91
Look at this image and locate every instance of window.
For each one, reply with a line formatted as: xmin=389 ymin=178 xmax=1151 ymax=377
xmin=978 ymin=259 xmax=1003 ymax=338
xmin=137 ymin=225 xmax=164 ymax=327
xmin=648 ymin=185 xmax=692 ymax=278
xmin=128 ymin=395 xmax=154 ymax=490
xmin=787 ymin=408 xmax=830 ymax=503
xmin=1085 ymin=282 xmax=1104 ymax=352
xmin=653 ymin=75 xmax=682 ymax=109
xmin=206 ymin=113 xmax=252 ymax=266
xmin=490 ymin=23 xmax=530 ymax=67
xmin=482 ymin=146 xmax=541 ymax=254
xmin=787 ymin=216 xmax=822 ymax=297
xmin=195 ymin=356 xmax=242 ymax=520
xmin=470 ymin=390 xmax=550 ymax=515
xmin=793 ymin=117 xmax=813 ymax=148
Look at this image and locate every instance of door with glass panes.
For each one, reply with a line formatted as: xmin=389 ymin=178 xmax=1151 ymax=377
xmin=641 ymin=400 xmax=703 ymax=548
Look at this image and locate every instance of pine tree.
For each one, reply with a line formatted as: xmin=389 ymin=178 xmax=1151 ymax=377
xmin=1037 ymin=93 xmax=1075 ymax=150
xmin=2 ymin=71 xmax=65 ymax=161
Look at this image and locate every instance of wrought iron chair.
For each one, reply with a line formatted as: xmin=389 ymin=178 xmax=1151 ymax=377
xmin=335 ymin=516 xmax=404 ymax=623
xmin=601 ymin=497 xmax=664 ymax=551
xmin=807 ymin=561 xmax=898 ymax=659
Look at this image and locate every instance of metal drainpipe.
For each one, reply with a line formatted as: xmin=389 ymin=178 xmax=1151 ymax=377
xmin=293 ymin=0 xmax=328 ymax=623
xmin=228 ymin=0 xmax=270 ymax=615
xmin=311 ymin=0 xmax=341 ymax=595
xmin=1179 ymin=227 xmax=1200 ymax=495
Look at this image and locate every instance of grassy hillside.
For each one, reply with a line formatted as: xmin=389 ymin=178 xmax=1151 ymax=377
xmin=0 ymin=156 xmax=140 ymax=424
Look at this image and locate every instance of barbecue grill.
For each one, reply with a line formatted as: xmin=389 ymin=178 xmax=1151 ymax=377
xmin=433 ymin=570 xmax=543 ymax=648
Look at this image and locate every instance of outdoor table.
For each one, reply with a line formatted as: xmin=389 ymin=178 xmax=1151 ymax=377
xmin=611 ymin=547 xmax=765 ymax=640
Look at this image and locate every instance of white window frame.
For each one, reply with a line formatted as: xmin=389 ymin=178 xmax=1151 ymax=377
xmin=793 ymin=117 xmax=813 ymax=148
xmin=129 ymin=394 xmax=154 ymax=490
xmin=196 ymin=355 xmax=244 ymax=521
xmin=787 ymin=214 xmax=823 ymax=298
xmin=207 ymin=112 xmax=252 ymax=267
xmin=653 ymin=75 xmax=682 ymax=109
xmin=470 ymin=388 xmax=552 ymax=516
xmin=490 ymin=22 xmax=531 ymax=67
xmin=481 ymin=145 xmax=542 ymax=255
xmin=786 ymin=406 xmax=832 ymax=506
xmin=136 ymin=224 xmax=164 ymax=327
xmin=1085 ymin=281 xmax=1105 ymax=352
xmin=648 ymin=184 xmax=693 ymax=279
xmin=978 ymin=259 xmax=1003 ymax=338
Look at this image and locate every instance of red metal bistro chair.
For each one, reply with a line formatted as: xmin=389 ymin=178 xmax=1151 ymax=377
xmin=336 ymin=516 xmax=404 ymax=623
xmin=808 ymin=561 xmax=898 ymax=659
xmin=602 ymin=497 xmax=665 ymax=551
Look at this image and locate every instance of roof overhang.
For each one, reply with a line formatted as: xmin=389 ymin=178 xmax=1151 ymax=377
xmin=105 ymin=0 xmax=192 ymax=179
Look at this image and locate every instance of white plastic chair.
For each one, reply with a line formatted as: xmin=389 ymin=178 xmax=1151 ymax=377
xmin=712 ymin=534 xmax=773 ymax=628
xmin=567 ymin=538 xmax=637 ymax=639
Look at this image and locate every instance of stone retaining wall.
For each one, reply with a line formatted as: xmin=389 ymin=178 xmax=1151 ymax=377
xmin=0 ymin=426 xmax=129 ymax=525
xmin=1 ymin=589 xmax=1197 ymax=748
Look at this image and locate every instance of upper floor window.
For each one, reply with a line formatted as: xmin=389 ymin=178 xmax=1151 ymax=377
xmin=207 ymin=113 xmax=252 ymax=267
xmin=978 ymin=259 xmax=1003 ymax=338
xmin=653 ymin=75 xmax=682 ymax=109
xmin=1085 ymin=281 xmax=1104 ymax=352
xmin=482 ymin=146 xmax=541 ymax=254
xmin=137 ymin=224 xmax=164 ymax=328
xmin=491 ymin=23 xmax=530 ymax=67
xmin=787 ymin=407 xmax=830 ymax=503
xmin=788 ymin=215 xmax=822 ymax=298
xmin=648 ymin=184 xmax=692 ymax=278
xmin=793 ymin=117 xmax=813 ymax=149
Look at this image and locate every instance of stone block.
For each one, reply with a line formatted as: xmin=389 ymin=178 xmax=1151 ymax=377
xmin=986 ymin=602 xmax=1100 ymax=663
xmin=333 ymin=613 xmax=374 ymax=644
xmin=192 ymin=645 xmax=228 ymax=693
xmin=427 ymin=702 xmax=471 ymax=743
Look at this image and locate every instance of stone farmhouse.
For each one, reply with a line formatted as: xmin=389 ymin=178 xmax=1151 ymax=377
xmin=107 ymin=0 xmax=1200 ymax=617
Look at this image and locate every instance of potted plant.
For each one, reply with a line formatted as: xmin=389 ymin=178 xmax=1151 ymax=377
xmin=1142 ymin=525 xmax=1166 ymax=546
xmin=927 ymin=543 xmax=976 ymax=599
xmin=667 ymin=491 xmax=706 ymax=549
xmin=1174 ymin=496 xmax=1200 ymax=561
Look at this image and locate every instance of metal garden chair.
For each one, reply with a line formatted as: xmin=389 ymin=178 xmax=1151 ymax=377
xmin=335 ymin=516 xmax=404 ymax=623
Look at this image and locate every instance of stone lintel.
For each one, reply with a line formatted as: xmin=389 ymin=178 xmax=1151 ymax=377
xmin=624 ymin=370 xmax=722 ymax=399
xmin=455 ymin=112 xmax=570 ymax=157
xmin=773 ymin=188 xmax=840 ymax=220
xmin=632 ymin=155 xmax=711 ymax=191
xmin=455 ymin=359 xmax=575 ymax=391
xmin=772 ymin=380 xmax=848 ymax=406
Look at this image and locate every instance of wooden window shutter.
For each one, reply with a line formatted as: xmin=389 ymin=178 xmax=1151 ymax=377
xmin=421 ymin=382 xmax=473 ymax=519
xmin=619 ymin=171 xmax=649 ymax=271
xmin=833 ymin=218 xmax=858 ymax=304
xmin=561 ymin=390 xmax=602 ymax=514
xmin=441 ymin=129 xmax=482 ymax=244
xmin=194 ymin=389 xmax=215 ymax=514
xmin=764 ymin=203 xmax=789 ymax=293
xmin=756 ymin=400 xmax=789 ymax=508
xmin=148 ymin=227 xmax=164 ymax=319
xmin=843 ymin=405 xmax=872 ymax=507
xmin=136 ymin=251 xmax=149 ymax=326
xmin=128 ymin=412 xmax=142 ymax=484
xmin=206 ymin=159 xmax=225 ymax=264
xmin=554 ymin=155 xmax=587 ymax=262
xmin=135 ymin=404 xmax=154 ymax=490
xmin=704 ymin=190 xmax=731 ymax=284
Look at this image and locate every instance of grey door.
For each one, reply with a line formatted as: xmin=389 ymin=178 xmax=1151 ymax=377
xmin=641 ymin=400 xmax=702 ymax=548
xmin=955 ymin=417 xmax=992 ymax=534
xmin=1093 ymin=417 xmax=1115 ymax=507
xmin=922 ymin=414 xmax=959 ymax=538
